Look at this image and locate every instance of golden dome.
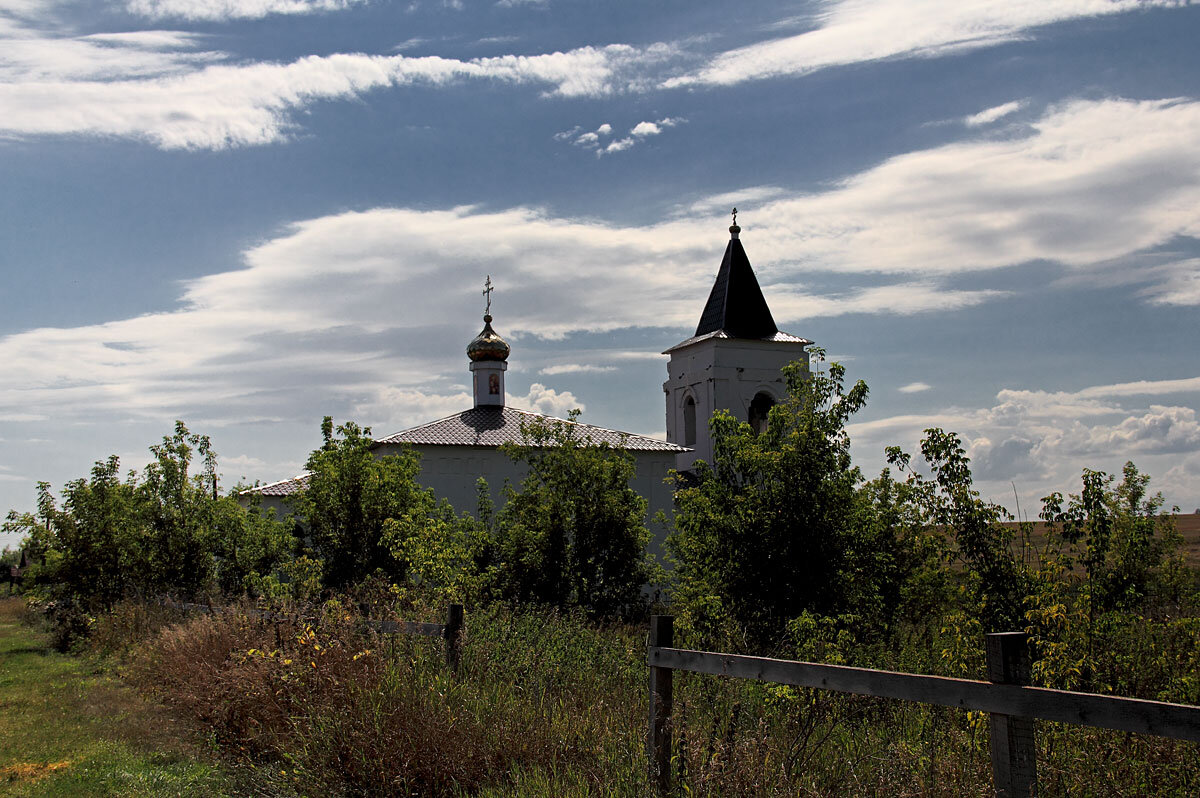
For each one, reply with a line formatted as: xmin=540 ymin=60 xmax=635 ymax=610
xmin=467 ymin=314 xmax=510 ymax=362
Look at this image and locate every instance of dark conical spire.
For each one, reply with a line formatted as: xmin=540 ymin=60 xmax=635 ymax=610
xmin=694 ymin=224 xmax=779 ymax=339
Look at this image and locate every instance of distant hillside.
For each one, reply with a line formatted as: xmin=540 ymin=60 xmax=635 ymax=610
xmin=1003 ymin=513 xmax=1200 ymax=567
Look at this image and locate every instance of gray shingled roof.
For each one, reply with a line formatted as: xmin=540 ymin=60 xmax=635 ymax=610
xmin=245 ymin=474 xmax=310 ymax=497
xmin=374 ymin=405 xmax=687 ymax=452
xmin=241 ymin=408 xmax=686 ymax=500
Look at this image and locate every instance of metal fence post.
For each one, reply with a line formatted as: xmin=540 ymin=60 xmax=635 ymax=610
xmin=444 ymin=603 xmax=464 ymax=676
xmin=648 ymin=615 xmax=675 ymax=795
xmin=987 ymin=632 xmax=1038 ymax=797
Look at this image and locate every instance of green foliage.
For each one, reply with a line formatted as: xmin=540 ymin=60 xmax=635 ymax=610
xmin=670 ymin=356 xmax=919 ymax=645
xmin=35 ymin=456 xmax=139 ymax=610
xmin=885 ymin=429 xmax=1028 ymax=632
xmin=4 ymin=422 xmax=294 ymax=621
xmin=1025 ymin=462 xmax=1191 ymax=691
xmin=383 ymin=510 xmax=483 ymax=605
xmin=292 ymin=417 xmax=451 ymax=591
xmin=483 ymin=411 xmax=655 ymax=619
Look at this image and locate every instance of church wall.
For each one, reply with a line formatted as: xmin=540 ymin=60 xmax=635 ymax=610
xmin=402 ymin=444 xmax=527 ymax=518
xmin=376 ymin=443 xmax=678 ymax=560
xmin=238 ymin=493 xmax=292 ymax=522
xmin=665 ymin=338 xmax=810 ymax=472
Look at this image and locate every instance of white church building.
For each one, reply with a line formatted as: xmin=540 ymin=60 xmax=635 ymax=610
xmin=245 ymin=216 xmax=810 ymax=542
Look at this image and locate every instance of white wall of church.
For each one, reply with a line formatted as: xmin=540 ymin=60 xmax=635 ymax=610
xmin=377 ymin=443 xmax=678 ymax=559
xmin=664 ymin=338 xmax=810 ymax=471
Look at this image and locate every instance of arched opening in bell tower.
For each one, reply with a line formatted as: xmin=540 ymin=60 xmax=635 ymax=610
xmin=749 ymin=391 xmax=776 ymax=435
xmin=683 ymin=395 xmax=697 ymax=447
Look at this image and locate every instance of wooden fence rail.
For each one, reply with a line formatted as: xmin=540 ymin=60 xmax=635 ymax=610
xmin=647 ymin=616 xmax=1200 ymax=797
xmin=161 ymin=599 xmax=464 ymax=674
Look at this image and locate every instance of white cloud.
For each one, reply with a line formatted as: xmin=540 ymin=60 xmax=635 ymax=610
xmin=678 ymin=186 xmax=792 ymax=217
xmin=898 ymin=382 xmax=931 ymax=393
xmin=765 ymin=282 xmax=1003 ymax=319
xmin=963 ymin=100 xmax=1024 ymax=127
xmin=600 ymin=137 xmax=634 ymax=154
xmin=1 ymin=25 xmax=221 ymax=82
xmin=566 ymin=122 xmax=614 ymax=149
xmin=513 ymin=382 xmax=583 ymax=417
xmin=1071 ymin=375 xmax=1200 ymax=399
xmin=630 ymin=116 xmax=683 ymax=137
xmin=124 ymin=0 xmax=365 ymax=21
xmin=354 ymin=387 xmax=475 ymax=433
xmin=221 ymin=454 xmax=267 ymax=469
xmin=1139 ymin=258 xmax=1200 ymax=306
xmin=596 ymin=117 xmax=685 ymax=155
xmin=539 ymin=364 xmax=618 ymax=375
xmin=668 ymin=0 xmax=1185 ymax=88
xmin=0 ymin=11 xmax=680 ymax=149
xmin=2 ymin=92 xmax=1198 ymax=447
xmin=393 ymin=36 xmax=432 ymax=52
xmin=849 ymin=375 xmax=1200 ymax=511
xmin=0 ymin=202 xmax=987 ymax=435
xmin=0 ymin=413 xmax=48 ymax=422
xmin=733 ymin=98 xmax=1200 ymax=289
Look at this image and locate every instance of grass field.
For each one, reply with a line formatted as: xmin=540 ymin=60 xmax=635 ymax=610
xmin=1175 ymin=513 xmax=1200 ymax=565
xmin=1004 ymin=513 xmax=1200 ymax=566
xmin=0 ymin=598 xmax=236 ymax=798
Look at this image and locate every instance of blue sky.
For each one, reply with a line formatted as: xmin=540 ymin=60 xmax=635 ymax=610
xmin=3 ymin=0 xmax=1200 ymax=547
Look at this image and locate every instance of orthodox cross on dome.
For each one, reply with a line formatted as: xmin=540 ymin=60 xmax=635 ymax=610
xmin=731 ymin=207 xmax=737 ymax=226
xmin=483 ymin=275 xmax=494 ymax=316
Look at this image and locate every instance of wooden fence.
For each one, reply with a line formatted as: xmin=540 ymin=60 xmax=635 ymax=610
xmin=162 ymin=599 xmax=464 ymax=674
xmin=647 ymin=616 xmax=1200 ymax=797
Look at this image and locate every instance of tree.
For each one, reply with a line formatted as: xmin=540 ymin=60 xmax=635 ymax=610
xmin=211 ymin=493 xmax=297 ymax=596
xmin=129 ymin=421 xmax=222 ymax=597
xmin=669 ymin=355 xmax=911 ymax=645
xmin=484 ymin=412 xmax=654 ymax=619
xmin=45 ymin=456 xmax=138 ymax=609
xmin=292 ymin=417 xmax=448 ymax=591
xmin=885 ymin=429 xmax=1027 ymax=632
xmin=1026 ymin=463 xmax=1188 ymax=687
xmin=4 ymin=422 xmax=294 ymax=608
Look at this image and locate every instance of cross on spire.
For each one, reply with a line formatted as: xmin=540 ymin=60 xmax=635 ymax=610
xmin=731 ymin=207 xmax=737 ymax=226
xmin=483 ymin=275 xmax=493 ymax=316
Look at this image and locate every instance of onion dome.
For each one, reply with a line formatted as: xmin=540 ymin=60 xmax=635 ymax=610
xmin=467 ymin=314 xmax=511 ymax=362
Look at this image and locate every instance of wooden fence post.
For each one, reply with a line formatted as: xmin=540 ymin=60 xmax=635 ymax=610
xmin=986 ymin=632 xmax=1038 ymax=797
xmin=648 ymin=615 xmax=675 ymax=795
xmin=444 ymin=603 xmax=464 ymax=676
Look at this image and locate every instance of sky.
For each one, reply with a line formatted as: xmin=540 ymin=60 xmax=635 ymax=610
xmin=2 ymin=0 xmax=1200 ymax=548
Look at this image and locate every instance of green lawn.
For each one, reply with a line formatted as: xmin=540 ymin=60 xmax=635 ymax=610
xmin=0 ymin=598 xmax=234 ymax=797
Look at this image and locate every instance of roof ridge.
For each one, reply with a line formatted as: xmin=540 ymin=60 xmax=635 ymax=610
xmin=375 ymin=407 xmax=492 ymax=443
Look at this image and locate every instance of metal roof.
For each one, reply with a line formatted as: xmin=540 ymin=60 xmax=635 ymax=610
xmin=243 ymin=474 xmax=310 ymax=497
xmin=373 ymin=405 xmax=687 ymax=452
xmin=663 ymin=329 xmax=812 ymax=354
xmin=695 ymin=234 xmax=779 ymax=339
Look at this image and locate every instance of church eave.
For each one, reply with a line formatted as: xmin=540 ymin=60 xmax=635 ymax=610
xmin=663 ymin=329 xmax=813 ymax=355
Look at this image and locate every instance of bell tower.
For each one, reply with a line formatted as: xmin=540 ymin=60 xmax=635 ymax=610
xmin=664 ymin=212 xmax=812 ymax=472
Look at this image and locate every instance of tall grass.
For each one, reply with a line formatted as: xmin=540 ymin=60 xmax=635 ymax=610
xmin=123 ymin=601 xmax=1200 ymax=797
